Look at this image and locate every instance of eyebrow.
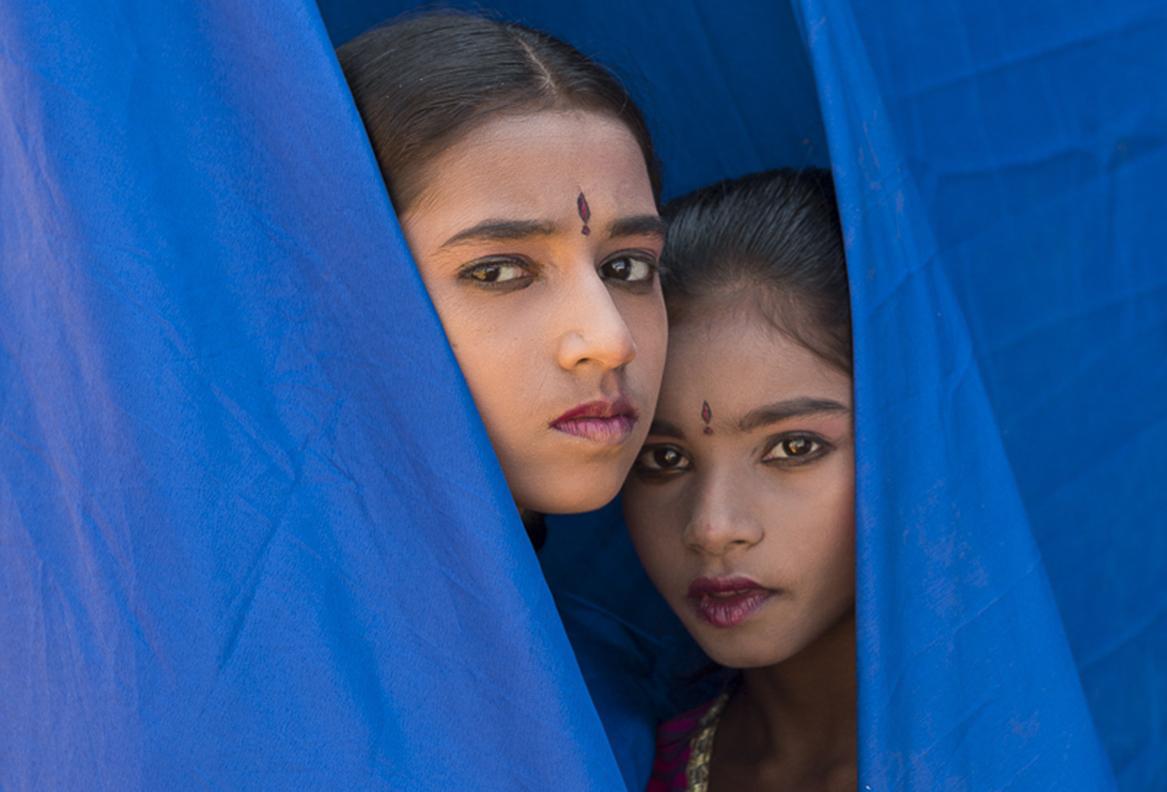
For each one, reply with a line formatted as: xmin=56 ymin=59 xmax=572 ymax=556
xmin=738 ymin=397 xmax=850 ymax=432
xmin=608 ymin=214 xmax=667 ymax=241
xmin=441 ymin=219 xmax=558 ymax=248
xmin=440 ymin=214 xmax=666 ymax=249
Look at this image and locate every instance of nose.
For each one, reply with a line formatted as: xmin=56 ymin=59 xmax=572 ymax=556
xmin=682 ymin=471 xmax=764 ymax=557
xmin=554 ymin=270 xmax=637 ymax=372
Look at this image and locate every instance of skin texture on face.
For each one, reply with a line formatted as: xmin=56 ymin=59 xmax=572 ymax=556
xmin=623 ymin=297 xmax=854 ymax=669
xmin=399 ymin=111 xmax=667 ymax=514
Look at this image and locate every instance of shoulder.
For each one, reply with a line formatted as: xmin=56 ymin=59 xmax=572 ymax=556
xmin=646 ymin=698 xmax=720 ymax=792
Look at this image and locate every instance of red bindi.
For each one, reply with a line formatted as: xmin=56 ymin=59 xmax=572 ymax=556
xmin=577 ymin=192 xmax=591 ymax=236
xmin=701 ymin=401 xmax=713 ymax=434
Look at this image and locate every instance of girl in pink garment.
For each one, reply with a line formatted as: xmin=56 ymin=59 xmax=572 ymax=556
xmin=623 ymin=169 xmax=857 ymax=792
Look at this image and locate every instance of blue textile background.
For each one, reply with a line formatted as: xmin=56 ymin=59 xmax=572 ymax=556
xmin=793 ymin=1 xmax=1166 ymax=788
xmin=792 ymin=2 xmax=1166 ymax=788
xmin=1 ymin=2 xmax=621 ymax=790
xmin=3 ymin=0 xmax=1164 ymax=790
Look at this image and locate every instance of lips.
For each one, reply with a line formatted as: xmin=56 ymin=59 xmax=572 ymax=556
xmin=688 ymin=576 xmax=776 ymax=628
xmin=550 ymin=398 xmax=638 ymax=445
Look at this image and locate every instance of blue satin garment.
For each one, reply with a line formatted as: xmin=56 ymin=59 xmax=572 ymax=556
xmin=3 ymin=1 xmax=1164 ymax=790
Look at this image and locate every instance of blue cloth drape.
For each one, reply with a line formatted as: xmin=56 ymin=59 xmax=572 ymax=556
xmin=794 ymin=1 xmax=1166 ymax=788
xmin=793 ymin=2 xmax=1166 ymax=788
xmin=1 ymin=3 xmax=622 ymax=789
xmin=3 ymin=1 xmax=1163 ymax=790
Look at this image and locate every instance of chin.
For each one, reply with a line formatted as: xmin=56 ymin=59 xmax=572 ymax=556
xmin=695 ymin=629 xmax=800 ymax=670
xmin=512 ymin=468 xmax=625 ymax=516
xmin=704 ymin=646 xmax=789 ymax=670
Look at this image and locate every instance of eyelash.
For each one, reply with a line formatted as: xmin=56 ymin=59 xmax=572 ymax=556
xmin=457 ymin=256 xmax=536 ymax=291
xmin=599 ymin=252 xmax=659 ymax=290
xmin=632 ymin=432 xmax=834 ymax=481
xmin=632 ymin=443 xmax=691 ymax=481
xmin=457 ymin=251 xmax=659 ymax=292
xmin=761 ymin=433 xmax=833 ymax=467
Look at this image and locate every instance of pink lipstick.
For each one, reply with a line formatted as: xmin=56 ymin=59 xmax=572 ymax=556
xmin=550 ymin=398 xmax=638 ymax=445
xmin=688 ymin=576 xmax=776 ymax=628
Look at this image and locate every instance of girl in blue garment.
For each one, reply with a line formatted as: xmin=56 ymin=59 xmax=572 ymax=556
xmin=339 ymin=12 xmax=668 ymax=539
xmin=623 ymin=169 xmax=858 ymax=792
xmin=341 ymin=16 xmax=676 ymax=785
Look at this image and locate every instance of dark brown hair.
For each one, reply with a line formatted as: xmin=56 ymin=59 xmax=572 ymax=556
xmin=660 ymin=168 xmax=852 ymax=372
xmin=338 ymin=11 xmax=660 ymax=212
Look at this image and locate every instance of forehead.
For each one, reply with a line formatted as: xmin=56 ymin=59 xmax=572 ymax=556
xmin=659 ymin=306 xmax=852 ymax=419
xmin=404 ymin=110 xmax=655 ymax=226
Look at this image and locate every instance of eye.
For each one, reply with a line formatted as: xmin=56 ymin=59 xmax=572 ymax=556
xmin=459 ymin=258 xmax=532 ymax=288
xmin=761 ymin=434 xmax=829 ymax=466
xmin=633 ymin=444 xmax=691 ymax=478
xmin=600 ymin=254 xmax=657 ymax=284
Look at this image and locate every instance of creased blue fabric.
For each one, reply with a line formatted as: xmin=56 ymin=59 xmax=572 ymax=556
xmin=794 ymin=1 xmax=1165 ymax=789
xmin=0 ymin=2 xmax=623 ymax=789
xmin=4 ymin=1 xmax=1163 ymax=790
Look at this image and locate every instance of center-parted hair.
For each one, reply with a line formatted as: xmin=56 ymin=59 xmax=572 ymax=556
xmin=660 ymin=169 xmax=852 ymax=372
xmin=338 ymin=12 xmax=660 ymax=213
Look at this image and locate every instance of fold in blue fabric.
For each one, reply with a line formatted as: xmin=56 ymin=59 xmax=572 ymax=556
xmin=794 ymin=1 xmax=1165 ymax=788
xmin=4 ymin=1 xmax=1164 ymax=790
xmin=0 ymin=2 xmax=624 ymax=789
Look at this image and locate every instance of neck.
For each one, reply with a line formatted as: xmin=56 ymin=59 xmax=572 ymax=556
xmin=727 ymin=610 xmax=857 ymax=769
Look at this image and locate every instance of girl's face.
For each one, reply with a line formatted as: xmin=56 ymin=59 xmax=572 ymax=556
xmin=399 ymin=110 xmax=667 ymax=514
xmin=623 ymin=299 xmax=854 ymax=668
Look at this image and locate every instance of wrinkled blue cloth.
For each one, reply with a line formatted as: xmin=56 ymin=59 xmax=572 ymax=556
xmin=1 ymin=3 xmax=620 ymax=789
xmin=3 ymin=0 xmax=1163 ymax=790
xmin=793 ymin=2 xmax=1166 ymax=787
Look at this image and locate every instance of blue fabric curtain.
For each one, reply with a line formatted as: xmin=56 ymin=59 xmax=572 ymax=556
xmin=0 ymin=3 xmax=621 ymax=789
xmin=793 ymin=1 xmax=1165 ymax=788
xmin=3 ymin=1 xmax=1163 ymax=790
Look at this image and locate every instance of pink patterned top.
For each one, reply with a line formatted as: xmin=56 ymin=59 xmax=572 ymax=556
xmin=646 ymin=694 xmax=729 ymax=792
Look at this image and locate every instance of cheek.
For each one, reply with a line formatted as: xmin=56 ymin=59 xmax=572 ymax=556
xmin=789 ymin=467 xmax=856 ymax=601
xmin=436 ymin=309 xmax=509 ymax=397
xmin=421 ymin=287 xmax=548 ymax=411
xmin=623 ymin=488 xmax=685 ymax=588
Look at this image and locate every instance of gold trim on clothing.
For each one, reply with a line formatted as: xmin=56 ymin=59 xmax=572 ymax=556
xmin=684 ymin=690 xmax=732 ymax=792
